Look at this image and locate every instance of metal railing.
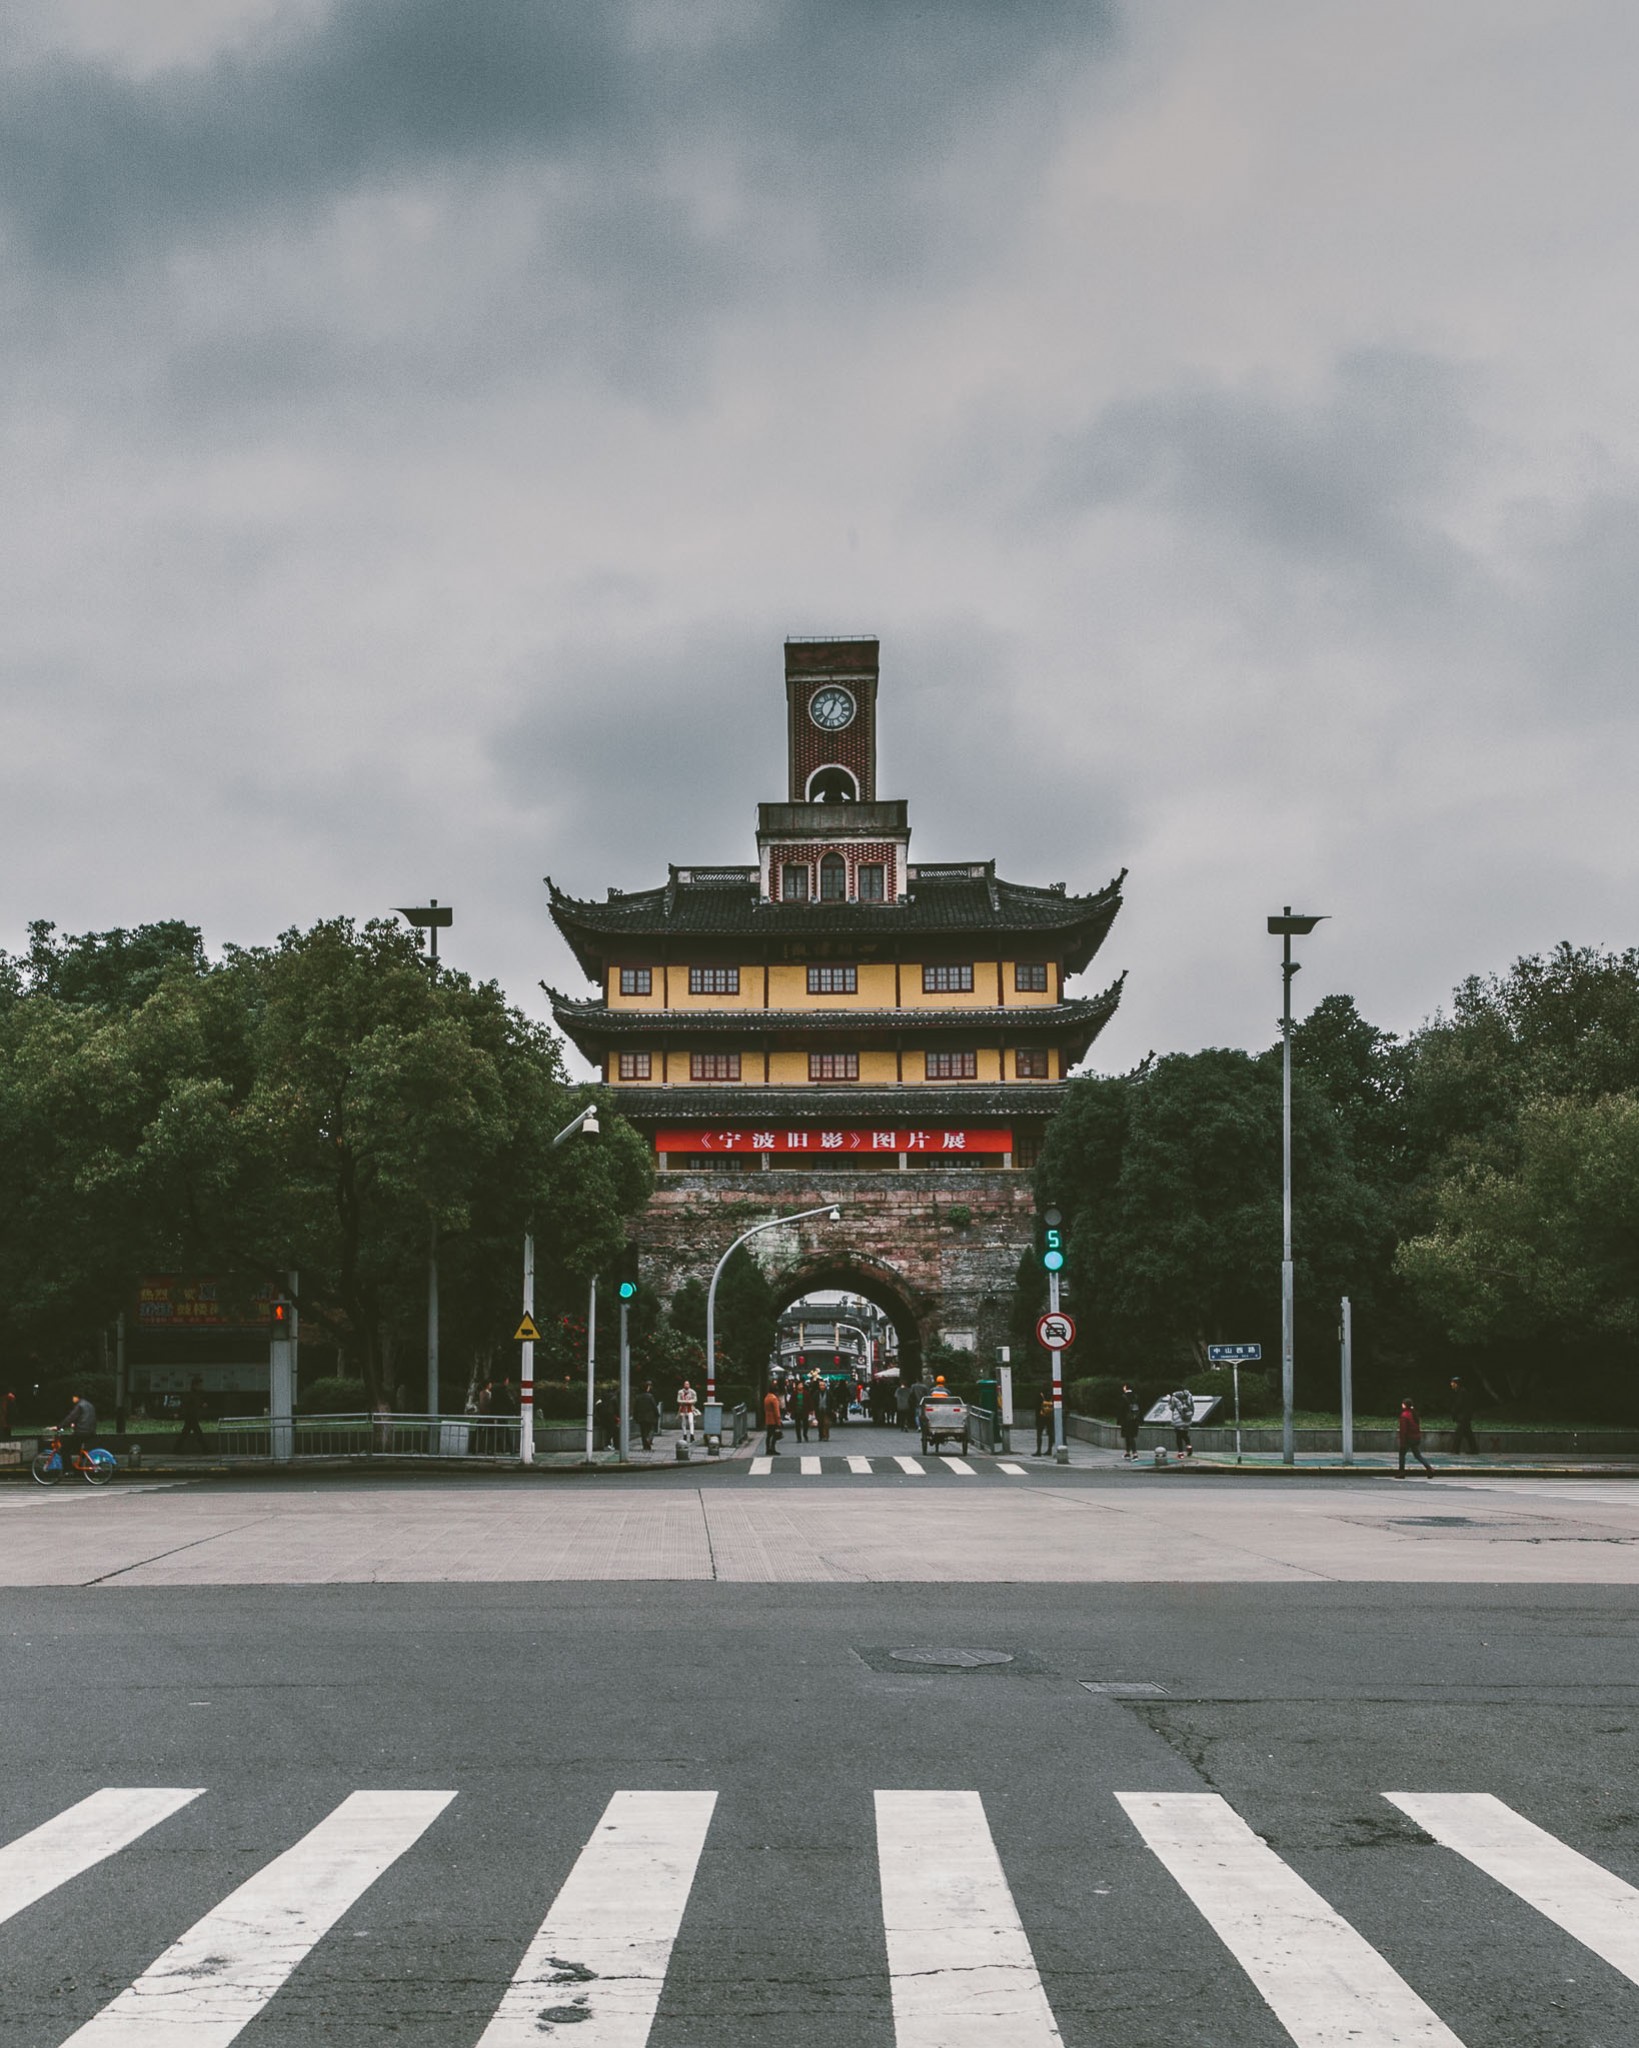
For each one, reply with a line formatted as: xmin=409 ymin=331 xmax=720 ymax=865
xmin=214 ymin=1413 xmax=523 ymax=1460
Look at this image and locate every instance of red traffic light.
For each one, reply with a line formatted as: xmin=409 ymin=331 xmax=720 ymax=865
xmin=270 ymin=1298 xmax=294 ymax=1333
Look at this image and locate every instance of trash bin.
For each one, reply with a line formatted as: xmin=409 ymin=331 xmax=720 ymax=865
xmin=438 ymin=1420 xmax=471 ymax=1456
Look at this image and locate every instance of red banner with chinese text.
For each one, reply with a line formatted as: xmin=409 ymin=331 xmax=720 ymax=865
xmin=654 ymin=1128 xmax=1012 ymax=1155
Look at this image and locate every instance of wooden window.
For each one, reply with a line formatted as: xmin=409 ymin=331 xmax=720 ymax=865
xmin=782 ymin=863 xmax=809 ymax=902
xmin=688 ymin=966 xmax=740 ymax=995
xmin=858 ymin=863 xmax=885 ymax=901
xmin=1012 ymin=1131 xmax=1045 ymax=1169
xmin=922 ymin=964 xmax=974 ymax=994
xmin=820 ymin=852 xmax=846 ymax=901
xmin=1014 ymin=963 xmax=1048 ymax=992
xmin=809 ymin=1052 xmax=860 ymax=1080
xmin=925 ymin=1050 xmax=978 ymax=1080
xmin=689 ymin=1052 xmax=741 ymax=1081
xmin=808 ymin=965 xmax=858 ymax=994
xmin=617 ymin=1051 xmax=652 ymax=1080
xmin=1015 ymin=1047 xmax=1050 ymax=1078
xmin=619 ymin=967 xmax=653 ymax=995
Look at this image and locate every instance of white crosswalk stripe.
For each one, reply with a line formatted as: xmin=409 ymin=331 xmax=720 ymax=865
xmin=479 ymin=1790 xmax=716 ymax=2045
xmin=944 ymin=1457 xmax=976 ymax=1475
xmin=0 ymin=1788 xmax=202 ymax=1928
xmin=61 ymin=1789 xmax=454 ymax=2046
xmin=1116 ymin=1791 xmax=1464 ymax=2047
xmin=846 ymin=1456 xmax=873 ymax=1473
xmin=997 ymin=1461 xmax=1028 ymax=1475
xmin=893 ymin=1456 xmax=925 ymax=1475
xmin=876 ymin=1790 xmax=1062 ymax=2045
xmin=800 ymin=1455 xmax=822 ymax=1475
xmin=1386 ymin=1792 xmax=1639 ymax=1985
xmin=749 ymin=1456 xmax=773 ymax=1475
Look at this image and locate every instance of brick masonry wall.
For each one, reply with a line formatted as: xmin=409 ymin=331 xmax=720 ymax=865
xmin=769 ymin=841 xmax=901 ymax=901
xmin=636 ymin=1165 xmax=1034 ymax=1372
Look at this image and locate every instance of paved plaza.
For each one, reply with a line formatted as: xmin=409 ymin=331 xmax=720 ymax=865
xmin=6 ymin=1464 xmax=1639 ymax=1585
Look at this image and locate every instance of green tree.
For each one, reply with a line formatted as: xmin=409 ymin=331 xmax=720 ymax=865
xmin=712 ymin=1247 xmax=776 ymax=1386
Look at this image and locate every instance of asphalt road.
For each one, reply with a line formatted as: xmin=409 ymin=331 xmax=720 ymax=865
xmin=4 ymin=1574 xmax=1639 ymax=2044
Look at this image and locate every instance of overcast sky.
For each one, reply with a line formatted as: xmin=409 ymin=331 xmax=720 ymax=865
xmin=3 ymin=0 xmax=1634 ymax=1076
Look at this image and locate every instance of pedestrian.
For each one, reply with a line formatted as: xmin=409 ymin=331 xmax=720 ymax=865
xmin=1035 ymin=1388 xmax=1055 ymax=1456
xmin=0 ymin=1387 xmax=15 ymax=1440
xmin=676 ymin=1378 xmax=699 ymax=1441
xmin=816 ymin=1380 xmax=831 ymax=1443
xmin=1397 ymin=1398 xmax=1434 ymax=1477
xmin=1118 ymin=1383 xmax=1143 ymax=1461
xmin=497 ymin=1377 xmax=520 ymax=1417
xmin=895 ymin=1381 xmax=911 ymax=1432
xmin=593 ymin=1390 xmax=619 ymax=1453
xmin=1449 ymin=1378 xmax=1479 ymax=1456
xmin=175 ymin=1376 xmax=208 ymax=1454
xmin=631 ymin=1381 xmax=660 ymax=1453
xmin=1169 ymin=1386 xmax=1195 ymax=1457
xmin=762 ymin=1385 xmax=783 ymax=1455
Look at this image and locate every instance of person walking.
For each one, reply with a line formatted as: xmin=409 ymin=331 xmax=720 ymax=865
xmin=676 ymin=1378 xmax=699 ymax=1442
xmin=1397 ymin=1398 xmax=1434 ymax=1477
xmin=175 ymin=1376 xmax=208 ymax=1454
xmin=0 ymin=1387 xmax=16 ymax=1440
xmin=1034 ymin=1388 xmax=1055 ymax=1457
xmin=1449 ymin=1378 xmax=1479 ymax=1456
xmin=816 ymin=1380 xmax=832 ymax=1443
xmin=1169 ymin=1387 xmax=1195 ymax=1458
xmin=1118 ymin=1383 xmax=1143 ymax=1461
xmin=762 ymin=1386 xmax=783 ymax=1455
xmin=593 ymin=1390 xmax=619 ymax=1454
xmin=631 ymin=1381 xmax=660 ymax=1453
xmin=894 ymin=1380 xmax=911 ymax=1432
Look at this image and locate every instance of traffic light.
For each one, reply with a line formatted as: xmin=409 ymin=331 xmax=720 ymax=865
xmin=1039 ymin=1206 xmax=1065 ymax=1273
xmin=269 ymin=1298 xmax=294 ymax=1335
xmin=616 ymin=1242 xmax=640 ymax=1303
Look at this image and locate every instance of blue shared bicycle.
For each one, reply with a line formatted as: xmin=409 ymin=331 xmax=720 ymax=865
xmin=31 ymin=1429 xmax=116 ymax=1487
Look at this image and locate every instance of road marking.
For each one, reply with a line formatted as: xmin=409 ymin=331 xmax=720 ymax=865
xmin=480 ymin=1790 xmax=717 ymax=2045
xmin=893 ymin=1457 xmax=925 ymax=1475
xmin=63 ymin=1789 xmax=454 ymax=2045
xmin=875 ymin=1790 xmax=1062 ymax=2045
xmin=1386 ymin=1792 xmax=1639 ymax=1984
xmin=1116 ymin=1792 xmax=1463 ymax=2047
xmin=944 ymin=1458 xmax=976 ymax=1476
xmin=0 ymin=1788 xmax=203 ymax=1928
xmin=749 ymin=1457 xmax=773 ymax=1476
xmin=997 ymin=1462 xmax=1028 ymax=1476
xmin=846 ymin=1456 xmax=873 ymax=1474
xmin=800 ymin=1456 xmax=822 ymax=1475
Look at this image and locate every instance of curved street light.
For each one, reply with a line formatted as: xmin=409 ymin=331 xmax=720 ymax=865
xmin=705 ymin=1205 xmax=843 ymax=1404
xmin=1268 ymin=907 xmax=1327 ymax=1465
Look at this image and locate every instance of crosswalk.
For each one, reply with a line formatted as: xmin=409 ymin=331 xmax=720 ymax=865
xmin=6 ymin=1783 xmax=1639 ymax=2041
xmin=749 ymin=1452 xmax=1032 ymax=1478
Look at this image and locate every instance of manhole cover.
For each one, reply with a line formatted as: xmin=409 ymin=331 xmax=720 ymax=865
xmin=889 ymin=1647 xmax=1015 ymax=1669
xmin=1081 ymin=1680 xmax=1169 ymax=1697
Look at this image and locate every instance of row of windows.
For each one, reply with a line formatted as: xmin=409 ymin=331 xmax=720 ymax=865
xmin=619 ymin=963 xmax=1053 ymax=997
xmin=780 ymin=857 xmax=885 ymax=903
xmin=616 ymin=1049 xmax=1052 ymax=1081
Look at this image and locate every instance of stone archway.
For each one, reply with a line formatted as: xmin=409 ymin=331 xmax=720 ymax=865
xmin=766 ymin=1251 xmax=932 ymax=1378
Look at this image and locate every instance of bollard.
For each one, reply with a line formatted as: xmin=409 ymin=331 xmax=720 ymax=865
xmin=675 ymin=1441 xmax=690 ymax=1462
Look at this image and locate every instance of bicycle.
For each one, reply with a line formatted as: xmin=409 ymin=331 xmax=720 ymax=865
xmin=31 ymin=1430 xmax=116 ymax=1487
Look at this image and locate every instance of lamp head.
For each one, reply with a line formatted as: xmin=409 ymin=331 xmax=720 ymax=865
xmin=828 ymin=1207 xmax=842 ymax=1223
xmin=581 ymin=1107 xmax=600 ymax=1136
xmin=1267 ymin=913 xmax=1326 ymax=936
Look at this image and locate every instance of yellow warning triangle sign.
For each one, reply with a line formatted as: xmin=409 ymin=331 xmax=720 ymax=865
xmin=513 ymin=1314 xmax=541 ymax=1343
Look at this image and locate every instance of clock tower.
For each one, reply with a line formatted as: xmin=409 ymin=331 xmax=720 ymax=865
xmin=785 ymin=637 xmax=879 ymax=803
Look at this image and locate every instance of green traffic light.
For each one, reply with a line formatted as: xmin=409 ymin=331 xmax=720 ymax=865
xmin=617 ymin=1280 xmax=638 ymax=1300
xmin=1043 ymin=1249 xmax=1064 ymax=1272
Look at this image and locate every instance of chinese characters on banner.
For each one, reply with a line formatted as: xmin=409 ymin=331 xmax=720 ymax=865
xmin=653 ymin=1128 xmax=1012 ymax=1154
xmin=136 ymin=1279 xmax=276 ymax=1330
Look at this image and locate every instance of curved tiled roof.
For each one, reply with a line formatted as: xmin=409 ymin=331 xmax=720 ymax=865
xmin=546 ymin=864 xmax=1124 ymax=981
xmin=603 ymin=1083 xmax=1074 ymax=1125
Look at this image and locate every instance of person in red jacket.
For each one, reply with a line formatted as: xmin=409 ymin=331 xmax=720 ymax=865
xmin=761 ymin=1387 xmax=784 ymax=1456
xmin=1397 ymin=1399 xmax=1434 ymax=1478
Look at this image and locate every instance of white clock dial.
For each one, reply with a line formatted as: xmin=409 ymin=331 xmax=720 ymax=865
xmin=809 ymin=685 xmax=856 ymax=732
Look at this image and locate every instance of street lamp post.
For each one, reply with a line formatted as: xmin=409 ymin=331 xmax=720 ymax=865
xmin=1267 ymin=906 xmax=1326 ymax=1465
xmin=705 ymin=1206 xmax=843 ymax=1404
xmin=395 ymin=901 xmax=455 ymax=1420
xmin=520 ymin=1102 xmax=601 ymax=1468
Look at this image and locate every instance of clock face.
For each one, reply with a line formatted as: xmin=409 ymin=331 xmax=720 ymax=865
xmin=808 ymin=685 xmax=856 ymax=732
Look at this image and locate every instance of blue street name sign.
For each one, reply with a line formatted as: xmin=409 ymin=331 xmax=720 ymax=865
xmin=1207 ymin=1343 xmax=1262 ymax=1363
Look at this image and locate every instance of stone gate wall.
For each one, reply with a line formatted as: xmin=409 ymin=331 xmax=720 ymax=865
xmin=637 ymin=1166 xmax=1035 ymax=1370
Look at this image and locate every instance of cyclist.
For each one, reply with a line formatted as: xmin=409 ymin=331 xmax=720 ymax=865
xmin=60 ymin=1389 xmax=98 ymax=1469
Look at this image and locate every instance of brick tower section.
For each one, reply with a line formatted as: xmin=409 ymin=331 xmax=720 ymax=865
xmin=785 ymin=638 xmax=879 ymax=802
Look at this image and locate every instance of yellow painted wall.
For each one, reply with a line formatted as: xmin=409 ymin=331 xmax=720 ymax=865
xmin=915 ymin=963 xmax=1001 ymax=1007
xmin=607 ymin=971 xmax=666 ymax=1010
xmin=999 ymin=961 xmax=1059 ymax=1005
xmin=765 ymin=961 xmax=898 ymax=1009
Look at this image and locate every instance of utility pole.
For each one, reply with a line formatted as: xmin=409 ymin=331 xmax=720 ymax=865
xmin=619 ymin=1295 xmax=631 ymax=1463
xmin=115 ymin=1312 xmax=127 ymax=1435
xmin=1340 ymin=1295 xmax=1354 ymax=1467
xmin=519 ymin=1233 xmax=535 ymax=1465
xmin=584 ymin=1276 xmax=598 ymax=1463
xmin=427 ymin=1219 xmax=439 ymax=1422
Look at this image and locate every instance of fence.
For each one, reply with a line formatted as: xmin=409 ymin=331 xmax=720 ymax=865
xmin=1065 ymin=1414 xmax=1639 ymax=1458
xmin=214 ymin=1413 xmax=523 ymax=1460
